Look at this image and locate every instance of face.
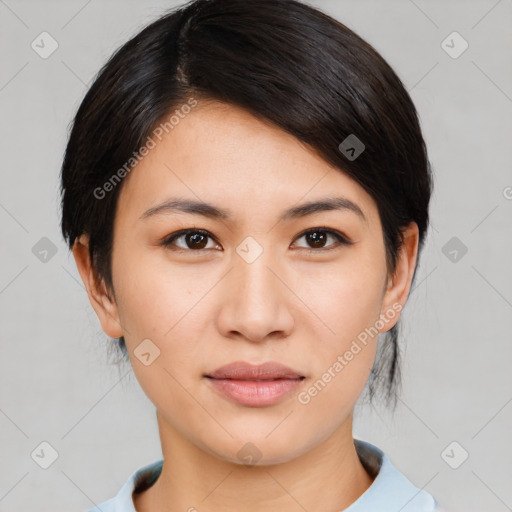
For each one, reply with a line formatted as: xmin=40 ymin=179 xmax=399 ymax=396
xmin=75 ymin=100 xmax=418 ymax=465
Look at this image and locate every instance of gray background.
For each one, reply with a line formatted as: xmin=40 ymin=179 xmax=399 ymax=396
xmin=1 ymin=0 xmax=511 ymax=510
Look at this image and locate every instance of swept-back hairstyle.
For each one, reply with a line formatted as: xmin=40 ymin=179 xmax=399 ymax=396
xmin=60 ymin=0 xmax=433 ymax=409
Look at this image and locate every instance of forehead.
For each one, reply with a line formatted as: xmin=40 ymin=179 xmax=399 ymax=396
xmin=115 ymin=100 xmax=379 ymax=228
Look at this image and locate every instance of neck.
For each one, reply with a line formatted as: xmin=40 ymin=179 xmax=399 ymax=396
xmin=134 ymin=411 xmax=374 ymax=512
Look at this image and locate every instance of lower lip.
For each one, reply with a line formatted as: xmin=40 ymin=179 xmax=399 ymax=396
xmin=205 ymin=377 xmax=303 ymax=407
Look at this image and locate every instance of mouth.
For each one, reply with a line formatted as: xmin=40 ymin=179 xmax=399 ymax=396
xmin=204 ymin=361 xmax=306 ymax=407
xmin=205 ymin=377 xmax=305 ymax=381
xmin=204 ymin=361 xmax=305 ymax=381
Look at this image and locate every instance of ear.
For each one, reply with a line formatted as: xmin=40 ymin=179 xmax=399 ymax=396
xmin=379 ymin=222 xmax=419 ymax=333
xmin=72 ymin=234 xmax=124 ymax=339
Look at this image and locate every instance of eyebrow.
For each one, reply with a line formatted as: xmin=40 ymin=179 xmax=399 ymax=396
xmin=140 ymin=196 xmax=367 ymax=223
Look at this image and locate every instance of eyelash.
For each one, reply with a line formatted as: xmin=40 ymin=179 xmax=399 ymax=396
xmin=159 ymin=227 xmax=353 ymax=254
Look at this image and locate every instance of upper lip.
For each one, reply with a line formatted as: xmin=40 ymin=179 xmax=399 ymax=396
xmin=205 ymin=361 xmax=305 ymax=380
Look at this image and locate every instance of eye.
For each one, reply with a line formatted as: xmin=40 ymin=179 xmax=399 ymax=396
xmin=293 ymin=227 xmax=353 ymax=252
xmin=159 ymin=229 xmax=220 ymax=252
xmin=159 ymin=227 xmax=352 ymax=253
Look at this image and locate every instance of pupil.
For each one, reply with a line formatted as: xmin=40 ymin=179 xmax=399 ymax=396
xmin=307 ymin=231 xmax=326 ymax=248
xmin=187 ymin=232 xmax=207 ymax=249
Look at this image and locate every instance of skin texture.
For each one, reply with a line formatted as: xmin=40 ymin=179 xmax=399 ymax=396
xmin=73 ymin=100 xmax=419 ymax=512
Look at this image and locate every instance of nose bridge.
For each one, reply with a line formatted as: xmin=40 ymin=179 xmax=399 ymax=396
xmin=218 ymin=241 xmax=293 ymax=341
xmin=237 ymin=248 xmax=277 ymax=306
xmin=234 ymin=234 xmax=279 ymax=300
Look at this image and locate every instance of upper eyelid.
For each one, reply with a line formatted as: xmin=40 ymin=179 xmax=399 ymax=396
xmin=163 ymin=228 xmax=220 ymax=247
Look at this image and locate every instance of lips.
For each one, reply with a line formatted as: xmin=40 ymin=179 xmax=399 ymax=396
xmin=204 ymin=361 xmax=305 ymax=381
xmin=204 ymin=361 xmax=305 ymax=407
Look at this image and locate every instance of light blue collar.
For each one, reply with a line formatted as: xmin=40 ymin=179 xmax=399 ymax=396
xmin=88 ymin=439 xmax=437 ymax=511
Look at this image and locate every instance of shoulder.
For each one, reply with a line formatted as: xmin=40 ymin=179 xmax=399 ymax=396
xmin=84 ymin=459 xmax=163 ymax=512
xmin=347 ymin=439 xmax=439 ymax=512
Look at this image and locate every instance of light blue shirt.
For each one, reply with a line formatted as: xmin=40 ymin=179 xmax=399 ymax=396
xmin=86 ymin=439 xmax=438 ymax=511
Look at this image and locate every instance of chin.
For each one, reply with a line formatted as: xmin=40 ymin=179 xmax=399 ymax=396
xmin=205 ymin=435 xmax=305 ymax=468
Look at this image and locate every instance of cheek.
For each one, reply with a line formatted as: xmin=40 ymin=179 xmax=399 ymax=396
xmin=293 ymin=253 xmax=385 ymax=396
xmin=297 ymin=254 xmax=386 ymax=343
xmin=112 ymin=244 xmax=196 ymax=338
xmin=294 ymin=269 xmax=383 ymax=427
xmin=112 ymin=250 xmax=217 ymax=388
xmin=115 ymin=259 xmax=208 ymax=418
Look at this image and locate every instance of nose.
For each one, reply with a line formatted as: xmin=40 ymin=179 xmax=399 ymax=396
xmin=215 ymin=250 xmax=295 ymax=343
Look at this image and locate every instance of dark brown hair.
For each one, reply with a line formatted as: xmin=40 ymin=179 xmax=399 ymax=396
xmin=60 ymin=0 xmax=433 ymax=409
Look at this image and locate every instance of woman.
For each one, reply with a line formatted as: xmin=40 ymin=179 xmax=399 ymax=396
xmin=60 ymin=0 xmax=438 ymax=510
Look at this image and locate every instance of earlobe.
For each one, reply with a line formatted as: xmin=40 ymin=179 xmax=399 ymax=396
xmin=72 ymin=235 xmax=124 ymax=339
xmin=379 ymin=222 xmax=419 ymax=332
